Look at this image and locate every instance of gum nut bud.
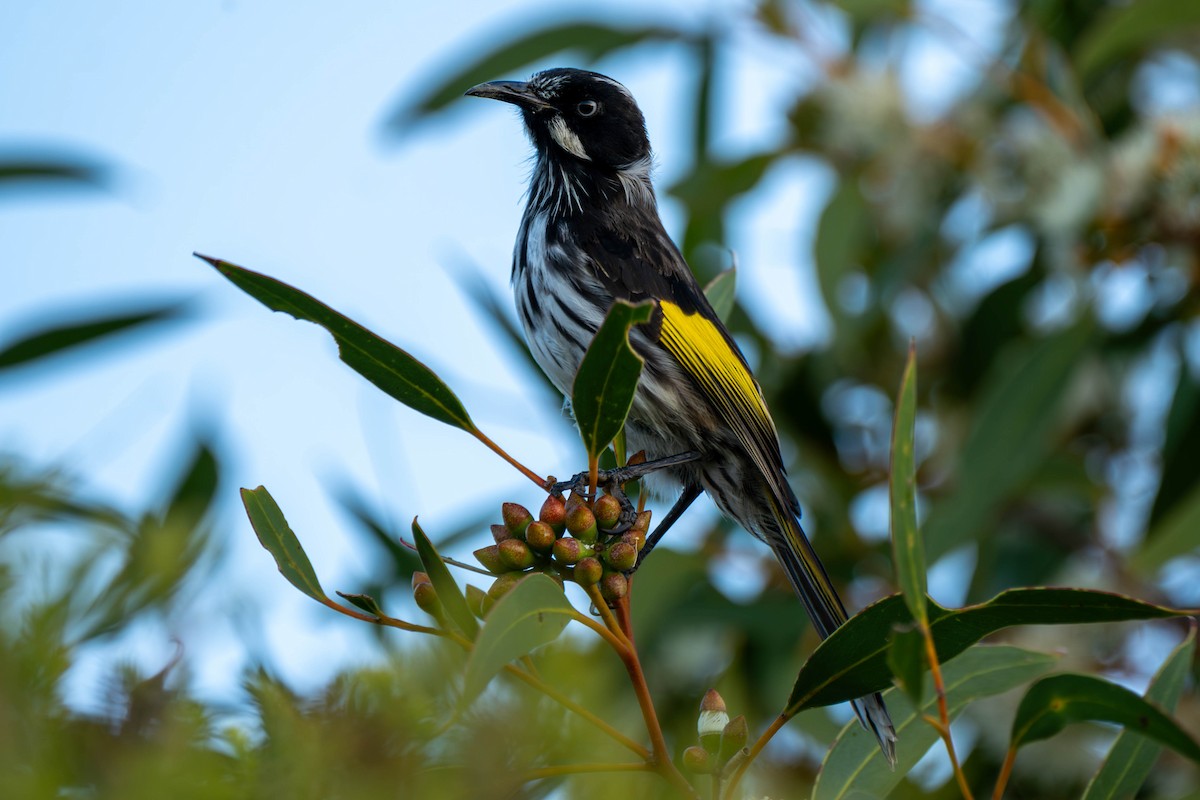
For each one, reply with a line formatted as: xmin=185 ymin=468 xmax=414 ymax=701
xmin=603 ymin=541 xmax=637 ymax=572
xmin=627 ymin=450 xmax=647 ymax=467
xmin=593 ymin=494 xmax=622 ymax=530
xmin=565 ymin=504 xmax=598 ymax=543
xmin=698 ymin=689 xmax=729 ymax=753
xmin=473 ymin=544 xmax=505 ymax=574
xmin=719 ymin=715 xmax=749 ymax=762
xmin=413 ymin=582 xmax=443 ymax=618
xmin=573 ymin=557 xmax=603 ymax=586
xmin=465 ymin=584 xmax=489 ymax=619
xmin=600 ymin=571 xmax=628 ymax=602
xmin=502 ymin=502 xmax=533 ymax=538
xmin=682 ymin=746 xmax=711 ymax=774
xmin=525 ymin=520 xmax=556 ymax=553
xmin=487 ymin=571 xmax=523 ymax=600
xmin=539 ymin=494 xmax=566 ymax=533
xmin=631 ymin=510 xmax=652 ymax=535
xmin=491 ymin=524 xmax=512 ymax=543
xmin=411 ymin=571 xmax=432 ymax=589
xmin=564 ymin=491 xmax=585 ymax=512
xmin=622 ymin=529 xmax=647 ymax=552
xmin=552 ymin=537 xmax=589 ymax=565
xmin=498 ymin=538 xmax=535 ymax=571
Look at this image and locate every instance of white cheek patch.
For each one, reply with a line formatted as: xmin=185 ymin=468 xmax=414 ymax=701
xmin=549 ymin=115 xmax=591 ymax=161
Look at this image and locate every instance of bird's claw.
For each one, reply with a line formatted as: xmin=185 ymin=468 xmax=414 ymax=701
xmin=545 ymin=451 xmax=700 ymax=534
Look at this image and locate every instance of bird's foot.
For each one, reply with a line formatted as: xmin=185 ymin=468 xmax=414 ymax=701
xmin=547 ymin=451 xmax=701 ymax=533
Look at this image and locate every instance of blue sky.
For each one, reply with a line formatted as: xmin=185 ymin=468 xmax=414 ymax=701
xmin=0 ymin=0 xmax=1008 ymax=711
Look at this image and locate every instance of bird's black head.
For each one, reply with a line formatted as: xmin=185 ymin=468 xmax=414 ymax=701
xmin=466 ymin=68 xmax=650 ymax=171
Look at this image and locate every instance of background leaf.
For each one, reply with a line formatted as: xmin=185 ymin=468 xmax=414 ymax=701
xmin=385 ymin=21 xmax=686 ymax=133
xmin=0 ymin=301 xmax=189 ymax=374
xmin=703 ymin=267 xmax=737 ymax=322
xmin=922 ymin=321 xmax=1094 ymax=560
xmin=1073 ymin=0 xmax=1200 ymax=81
xmin=1133 ymin=483 xmax=1200 ymax=575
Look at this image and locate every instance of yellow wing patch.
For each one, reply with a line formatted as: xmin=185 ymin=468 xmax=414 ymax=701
xmin=658 ymin=302 xmax=781 ymax=482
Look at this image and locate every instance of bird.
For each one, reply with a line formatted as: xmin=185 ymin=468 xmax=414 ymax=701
xmin=466 ymin=67 xmax=896 ymax=764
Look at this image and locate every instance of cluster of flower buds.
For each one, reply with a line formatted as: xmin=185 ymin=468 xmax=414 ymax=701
xmin=682 ymin=689 xmax=748 ymax=775
xmin=472 ymin=492 xmax=652 ymax=606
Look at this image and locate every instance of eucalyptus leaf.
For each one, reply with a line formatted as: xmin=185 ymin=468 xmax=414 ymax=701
xmin=411 ymin=518 xmax=479 ymax=639
xmin=572 ymin=300 xmax=655 ymax=460
xmin=386 ymin=22 xmax=686 ymax=133
xmin=890 ymin=342 xmax=926 ymax=625
xmin=787 ymin=588 xmax=1189 ymax=715
xmin=1011 ymin=673 xmax=1200 ymax=764
xmin=703 ymin=267 xmax=737 ymax=323
xmin=0 ymin=301 xmax=188 ymax=373
xmin=922 ymin=320 xmax=1094 ymax=560
xmin=460 ymin=574 xmax=573 ymax=709
xmin=240 ymin=486 xmax=326 ymax=602
xmin=1083 ymin=626 xmax=1197 ymax=800
xmin=1074 ymin=0 xmax=1200 ymax=81
xmin=814 ymin=645 xmax=1058 ymax=800
xmin=336 ymin=591 xmax=383 ymax=618
xmin=199 ymin=254 xmax=475 ymax=433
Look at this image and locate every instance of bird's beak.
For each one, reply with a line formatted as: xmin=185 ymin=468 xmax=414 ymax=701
xmin=465 ymin=80 xmax=554 ymax=112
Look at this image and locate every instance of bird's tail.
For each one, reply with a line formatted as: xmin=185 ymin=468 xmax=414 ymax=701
xmin=767 ymin=507 xmax=897 ymax=767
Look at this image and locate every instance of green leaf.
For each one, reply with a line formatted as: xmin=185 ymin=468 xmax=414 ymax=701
xmin=1074 ymin=0 xmax=1200 ymax=82
xmin=837 ymin=0 xmax=912 ymax=24
xmin=240 ymin=486 xmax=326 ymax=602
xmin=461 ymin=573 xmax=573 ymax=708
xmin=0 ymin=301 xmax=188 ymax=373
xmin=1149 ymin=361 xmax=1200 ymax=530
xmin=813 ymin=179 xmax=869 ymax=335
xmin=410 ymin=518 xmax=479 ymax=639
xmin=386 ymin=22 xmax=686 ymax=132
xmin=814 ymin=645 xmax=1058 ymax=800
xmin=572 ymin=300 xmax=655 ymax=460
xmin=163 ymin=438 xmax=219 ymax=530
xmin=703 ymin=267 xmax=737 ymax=323
xmin=0 ymin=158 xmax=108 ymax=189
xmin=887 ymin=625 xmax=926 ymax=707
xmin=198 ymin=254 xmax=474 ymax=433
xmin=1011 ymin=673 xmax=1200 ymax=764
xmin=1134 ymin=480 xmax=1200 ymax=575
xmin=890 ymin=342 xmax=926 ymax=625
xmin=786 ymin=588 xmax=1189 ymax=714
xmin=922 ymin=320 xmax=1094 ymax=560
xmin=336 ymin=591 xmax=383 ymax=617
xmin=1083 ymin=626 xmax=1197 ymax=800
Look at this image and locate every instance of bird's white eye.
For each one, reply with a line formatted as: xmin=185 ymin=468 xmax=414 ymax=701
xmin=576 ymin=99 xmax=599 ymax=117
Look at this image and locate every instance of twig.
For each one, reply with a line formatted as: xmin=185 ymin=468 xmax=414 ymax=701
xmin=471 ymin=427 xmax=547 ymax=488
xmin=922 ymin=624 xmax=974 ymax=800
xmin=992 ymin=747 xmax=1017 ymax=800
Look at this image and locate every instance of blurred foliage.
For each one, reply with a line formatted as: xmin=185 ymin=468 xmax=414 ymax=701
xmin=5 ymin=0 xmax=1200 ymax=798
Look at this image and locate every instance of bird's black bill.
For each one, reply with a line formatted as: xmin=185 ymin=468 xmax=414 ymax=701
xmin=464 ymin=80 xmax=554 ymax=111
